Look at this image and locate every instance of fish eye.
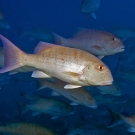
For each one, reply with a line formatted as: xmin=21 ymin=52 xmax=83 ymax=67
xmin=112 ymin=37 xmax=117 ymax=41
xmin=98 ymin=65 xmax=104 ymax=71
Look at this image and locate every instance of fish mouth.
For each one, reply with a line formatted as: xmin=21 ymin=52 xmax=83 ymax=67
xmin=118 ymin=48 xmax=124 ymax=52
xmin=115 ymin=46 xmax=125 ymax=53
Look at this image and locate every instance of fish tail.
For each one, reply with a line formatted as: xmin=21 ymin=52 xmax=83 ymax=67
xmin=51 ymin=32 xmax=66 ymax=45
xmin=36 ymin=78 xmax=46 ymax=91
xmin=107 ymin=109 xmax=123 ymax=128
xmin=0 ymin=35 xmax=26 ymax=73
xmin=15 ymin=99 xmax=27 ymax=116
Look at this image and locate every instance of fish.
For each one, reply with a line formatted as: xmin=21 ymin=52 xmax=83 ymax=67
xmin=19 ymin=94 xmax=73 ymax=118
xmin=0 ymin=19 xmax=10 ymax=29
xmin=0 ymin=35 xmax=113 ymax=89
xmin=18 ymin=27 xmax=54 ymax=43
xmin=36 ymin=78 xmax=97 ymax=108
xmin=52 ymin=28 xmax=124 ymax=59
xmin=0 ymin=122 xmax=56 ymax=135
xmin=81 ymin=0 xmax=100 ymax=19
xmin=109 ymin=26 xmax=135 ymax=41
xmin=108 ymin=109 xmax=135 ymax=132
xmin=97 ymin=82 xmax=122 ymax=96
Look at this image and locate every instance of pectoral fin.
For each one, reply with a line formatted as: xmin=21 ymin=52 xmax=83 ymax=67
xmin=51 ymin=116 xmax=59 ymax=120
xmin=51 ymin=91 xmax=60 ymax=96
xmin=63 ymin=71 xmax=81 ymax=78
xmin=91 ymin=13 xmax=96 ymax=19
xmin=32 ymin=70 xmax=51 ymax=78
xmin=97 ymin=56 xmax=104 ymax=59
xmin=91 ymin=45 xmax=103 ymax=51
xmin=32 ymin=112 xmax=41 ymax=117
xmin=100 ymin=92 xmax=107 ymax=94
xmin=64 ymin=84 xmax=81 ymax=89
xmin=70 ymin=102 xmax=78 ymax=105
xmin=8 ymin=71 xmax=18 ymax=75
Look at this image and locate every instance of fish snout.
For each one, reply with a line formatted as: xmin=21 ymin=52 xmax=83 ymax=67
xmin=115 ymin=46 xmax=125 ymax=53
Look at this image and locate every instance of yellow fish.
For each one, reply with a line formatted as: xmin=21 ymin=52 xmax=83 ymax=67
xmin=0 ymin=35 xmax=113 ymax=89
xmin=0 ymin=122 xmax=56 ymax=135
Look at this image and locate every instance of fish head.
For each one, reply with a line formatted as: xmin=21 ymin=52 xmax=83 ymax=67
xmin=103 ymin=35 xmax=124 ymax=55
xmin=83 ymin=60 xmax=113 ymax=86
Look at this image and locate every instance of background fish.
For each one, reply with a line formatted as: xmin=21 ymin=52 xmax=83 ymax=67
xmin=20 ymin=94 xmax=73 ymax=118
xmin=18 ymin=27 xmax=54 ymax=43
xmin=0 ymin=122 xmax=56 ymax=135
xmin=52 ymin=28 xmax=124 ymax=59
xmin=81 ymin=0 xmax=100 ymax=19
xmin=109 ymin=26 xmax=135 ymax=41
xmin=108 ymin=109 xmax=135 ymax=132
xmin=36 ymin=78 xmax=97 ymax=108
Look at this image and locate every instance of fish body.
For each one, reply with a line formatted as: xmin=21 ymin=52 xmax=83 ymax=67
xmin=109 ymin=26 xmax=135 ymax=41
xmin=53 ymin=29 xmax=124 ymax=58
xmin=0 ymin=35 xmax=113 ymax=89
xmin=19 ymin=27 xmax=54 ymax=43
xmin=108 ymin=110 xmax=135 ymax=132
xmin=37 ymin=78 xmax=97 ymax=108
xmin=81 ymin=0 xmax=100 ymax=19
xmin=0 ymin=122 xmax=56 ymax=135
xmin=22 ymin=95 xmax=73 ymax=116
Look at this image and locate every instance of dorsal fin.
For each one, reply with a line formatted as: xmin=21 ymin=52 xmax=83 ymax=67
xmin=34 ymin=41 xmax=55 ymax=54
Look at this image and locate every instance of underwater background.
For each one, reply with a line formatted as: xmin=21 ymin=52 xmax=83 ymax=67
xmin=0 ymin=0 xmax=135 ymax=134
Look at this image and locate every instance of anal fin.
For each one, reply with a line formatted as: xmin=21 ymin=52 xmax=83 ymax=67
xmin=32 ymin=70 xmax=51 ymax=78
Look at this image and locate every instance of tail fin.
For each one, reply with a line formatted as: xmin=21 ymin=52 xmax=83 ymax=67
xmin=15 ymin=99 xmax=27 ymax=116
xmin=107 ymin=109 xmax=124 ymax=128
xmin=0 ymin=35 xmax=25 ymax=73
xmin=51 ymin=32 xmax=66 ymax=45
xmin=36 ymin=78 xmax=46 ymax=91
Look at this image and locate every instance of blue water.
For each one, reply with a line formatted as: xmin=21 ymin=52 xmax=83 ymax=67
xmin=0 ymin=0 xmax=135 ymax=134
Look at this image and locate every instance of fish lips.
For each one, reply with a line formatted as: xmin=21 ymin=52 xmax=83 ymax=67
xmin=115 ymin=46 xmax=125 ymax=53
